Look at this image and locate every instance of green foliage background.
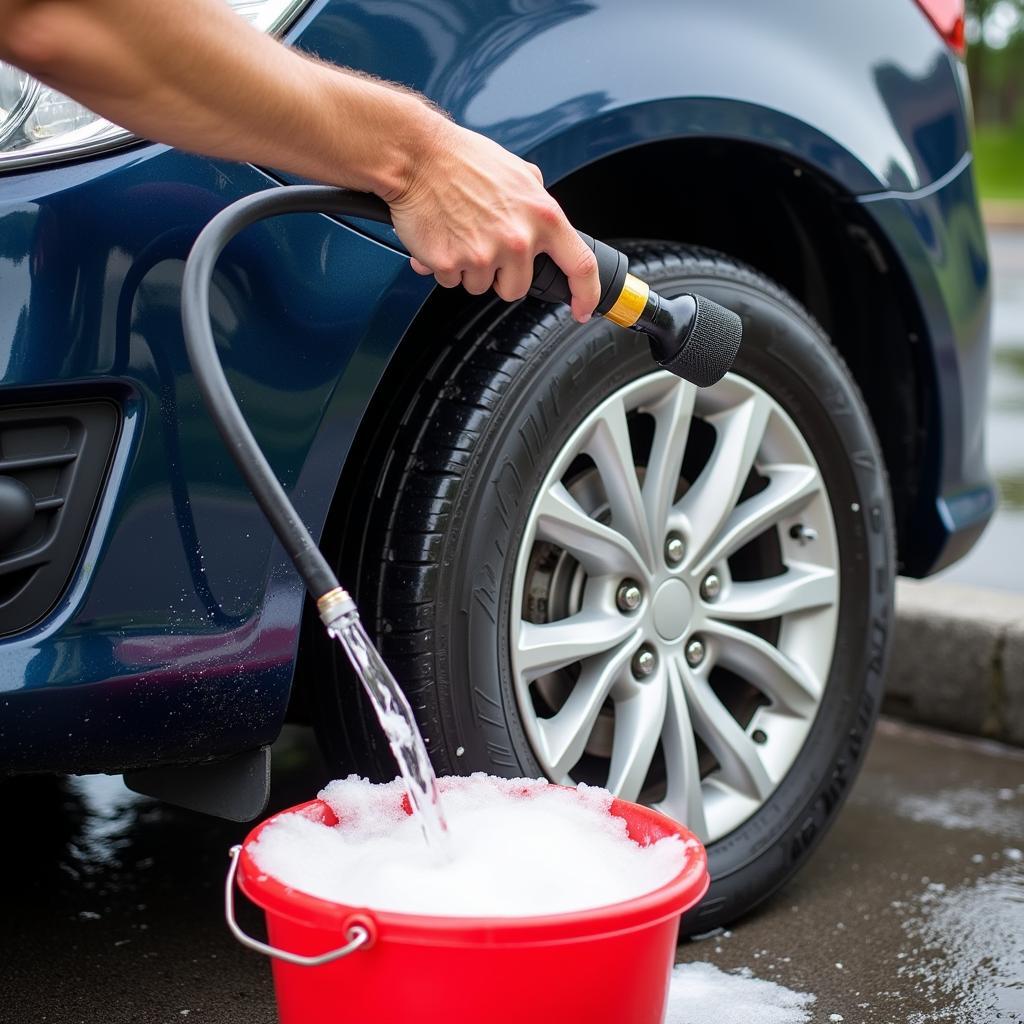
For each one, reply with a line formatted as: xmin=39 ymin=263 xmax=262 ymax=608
xmin=966 ymin=0 xmax=1024 ymax=199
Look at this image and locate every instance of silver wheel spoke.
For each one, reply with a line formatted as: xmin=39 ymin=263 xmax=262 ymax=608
xmin=710 ymin=564 xmax=837 ymax=621
xmin=606 ymin=674 xmax=667 ymax=802
xmin=693 ymin=464 xmax=820 ymax=575
xmin=676 ymin=391 xmax=771 ymax=564
xmin=536 ymin=638 xmax=640 ymax=781
xmin=535 ymin=482 xmax=647 ymax=578
xmin=654 ymin=658 xmax=708 ymax=839
xmin=703 ymin=620 xmax=820 ymax=716
xmin=517 ymin=612 xmax=639 ymax=680
xmin=679 ymin=658 xmax=773 ymax=802
xmin=583 ymin=396 xmax=655 ymax=569
xmin=642 ymin=382 xmax=696 ymax=544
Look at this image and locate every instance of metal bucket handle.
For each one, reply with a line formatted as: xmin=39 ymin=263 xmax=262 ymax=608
xmin=225 ymin=845 xmax=374 ymax=966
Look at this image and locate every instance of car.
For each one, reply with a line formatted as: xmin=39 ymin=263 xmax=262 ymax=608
xmin=0 ymin=0 xmax=993 ymax=932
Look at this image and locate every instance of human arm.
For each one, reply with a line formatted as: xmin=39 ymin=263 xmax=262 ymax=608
xmin=0 ymin=0 xmax=600 ymax=319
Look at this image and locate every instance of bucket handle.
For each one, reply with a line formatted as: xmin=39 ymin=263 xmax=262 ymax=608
xmin=225 ymin=845 xmax=373 ymax=966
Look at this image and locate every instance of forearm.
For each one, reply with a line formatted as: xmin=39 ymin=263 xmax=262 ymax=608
xmin=0 ymin=0 xmax=601 ymax=316
xmin=0 ymin=0 xmax=434 ymax=197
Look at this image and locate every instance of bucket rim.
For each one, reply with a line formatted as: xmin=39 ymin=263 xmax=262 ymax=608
xmin=236 ymin=791 xmax=709 ymax=946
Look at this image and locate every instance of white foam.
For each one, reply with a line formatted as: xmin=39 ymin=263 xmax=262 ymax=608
xmin=666 ymin=963 xmax=816 ymax=1024
xmin=249 ymin=774 xmax=692 ymax=917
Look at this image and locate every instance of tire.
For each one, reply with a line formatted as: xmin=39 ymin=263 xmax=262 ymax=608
xmin=316 ymin=242 xmax=895 ymax=931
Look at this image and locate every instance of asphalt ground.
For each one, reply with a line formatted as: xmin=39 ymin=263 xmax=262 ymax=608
xmin=1 ymin=718 xmax=1021 ymax=1024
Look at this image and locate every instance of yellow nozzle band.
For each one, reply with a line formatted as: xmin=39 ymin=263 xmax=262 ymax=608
xmin=603 ymin=273 xmax=650 ymax=328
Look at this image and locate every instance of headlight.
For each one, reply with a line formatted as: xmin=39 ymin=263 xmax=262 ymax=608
xmin=0 ymin=0 xmax=311 ymax=171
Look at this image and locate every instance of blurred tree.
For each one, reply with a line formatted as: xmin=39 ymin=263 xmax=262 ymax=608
xmin=966 ymin=0 xmax=1024 ymax=124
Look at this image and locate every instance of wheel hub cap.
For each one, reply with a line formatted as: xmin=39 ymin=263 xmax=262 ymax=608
xmin=652 ymin=578 xmax=692 ymax=641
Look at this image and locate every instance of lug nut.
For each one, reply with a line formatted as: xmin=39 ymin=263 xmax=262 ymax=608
xmin=700 ymin=572 xmax=721 ymax=601
xmin=632 ymin=646 xmax=657 ymax=678
xmin=789 ymin=523 xmax=818 ymax=546
xmin=616 ymin=580 xmax=642 ymax=613
xmin=665 ymin=534 xmax=685 ymax=567
xmin=685 ymin=638 xmax=706 ymax=667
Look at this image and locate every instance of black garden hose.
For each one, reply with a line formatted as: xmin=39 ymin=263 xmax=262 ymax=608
xmin=180 ymin=185 xmax=741 ymax=605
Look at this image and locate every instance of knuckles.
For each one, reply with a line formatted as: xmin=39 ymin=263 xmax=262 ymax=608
xmin=464 ymin=248 xmax=492 ymax=271
xmin=430 ymin=257 xmax=458 ymax=277
xmin=534 ymin=202 xmax=562 ymax=227
xmin=503 ymin=231 xmax=531 ymax=256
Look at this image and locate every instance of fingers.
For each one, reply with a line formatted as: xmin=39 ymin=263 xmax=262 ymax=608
xmin=410 ymin=238 xmax=532 ymax=299
xmin=493 ymin=228 xmax=534 ymax=302
xmin=411 ymin=255 xmax=460 ymax=288
xmin=460 ymin=266 xmax=495 ymax=295
xmin=493 ymin=263 xmax=534 ymax=303
xmin=433 ymin=269 xmax=463 ymax=289
xmin=458 ymin=234 xmax=538 ymax=301
xmin=544 ymin=220 xmax=600 ymax=323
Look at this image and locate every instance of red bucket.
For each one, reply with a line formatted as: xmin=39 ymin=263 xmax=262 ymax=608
xmin=227 ymin=793 xmax=709 ymax=1024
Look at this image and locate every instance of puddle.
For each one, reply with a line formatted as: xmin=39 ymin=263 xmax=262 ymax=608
xmin=66 ymin=774 xmax=145 ymax=869
xmin=896 ymin=862 xmax=1024 ymax=1022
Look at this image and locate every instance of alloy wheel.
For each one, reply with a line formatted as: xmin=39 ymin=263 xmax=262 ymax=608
xmin=510 ymin=371 xmax=840 ymax=842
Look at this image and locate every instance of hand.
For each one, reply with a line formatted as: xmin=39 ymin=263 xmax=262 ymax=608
xmin=386 ymin=118 xmax=600 ymax=323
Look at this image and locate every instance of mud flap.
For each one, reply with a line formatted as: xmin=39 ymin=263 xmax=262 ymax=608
xmin=125 ymin=745 xmax=270 ymax=821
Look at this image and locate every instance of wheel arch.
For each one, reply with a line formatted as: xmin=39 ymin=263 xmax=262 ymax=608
xmin=546 ymin=135 xmax=935 ymax=580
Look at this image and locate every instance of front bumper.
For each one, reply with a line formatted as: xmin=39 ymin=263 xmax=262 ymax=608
xmin=0 ymin=147 xmax=424 ymax=775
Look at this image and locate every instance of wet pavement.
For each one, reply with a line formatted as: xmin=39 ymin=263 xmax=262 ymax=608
xmin=677 ymin=719 xmax=1024 ymax=1023
xmin=939 ymin=226 xmax=1024 ymax=592
xmin=1 ymin=719 xmax=1021 ymax=1024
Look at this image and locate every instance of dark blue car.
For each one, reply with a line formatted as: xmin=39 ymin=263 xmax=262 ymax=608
xmin=0 ymin=0 xmax=992 ymax=930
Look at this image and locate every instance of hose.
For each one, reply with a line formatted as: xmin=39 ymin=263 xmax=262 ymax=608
xmin=180 ymin=185 xmax=741 ymax=606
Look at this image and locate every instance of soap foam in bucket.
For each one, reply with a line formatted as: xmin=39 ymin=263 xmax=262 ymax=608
xmin=231 ymin=776 xmax=709 ymax=1024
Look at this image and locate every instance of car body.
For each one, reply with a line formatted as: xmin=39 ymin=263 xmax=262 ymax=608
xmin=0 ymin=0 xmax=992 ymax=793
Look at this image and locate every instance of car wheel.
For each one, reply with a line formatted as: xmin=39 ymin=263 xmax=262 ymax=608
xmin=317 ymin=242 xmax=895 ymax=931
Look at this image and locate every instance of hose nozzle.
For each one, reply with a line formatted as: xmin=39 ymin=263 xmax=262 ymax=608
xmin=530 ymin=240 xmax=742 ymax=387
xmin=629 ymin=280 xmax=743 ymax=389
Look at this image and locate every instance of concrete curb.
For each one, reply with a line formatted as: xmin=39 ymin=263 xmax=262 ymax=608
xmin=887 ymin=579 xmax=1024 ymax=747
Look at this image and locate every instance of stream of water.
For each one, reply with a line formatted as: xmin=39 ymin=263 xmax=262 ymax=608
xmin=329 ymin=616 xmax=450 ymax=853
